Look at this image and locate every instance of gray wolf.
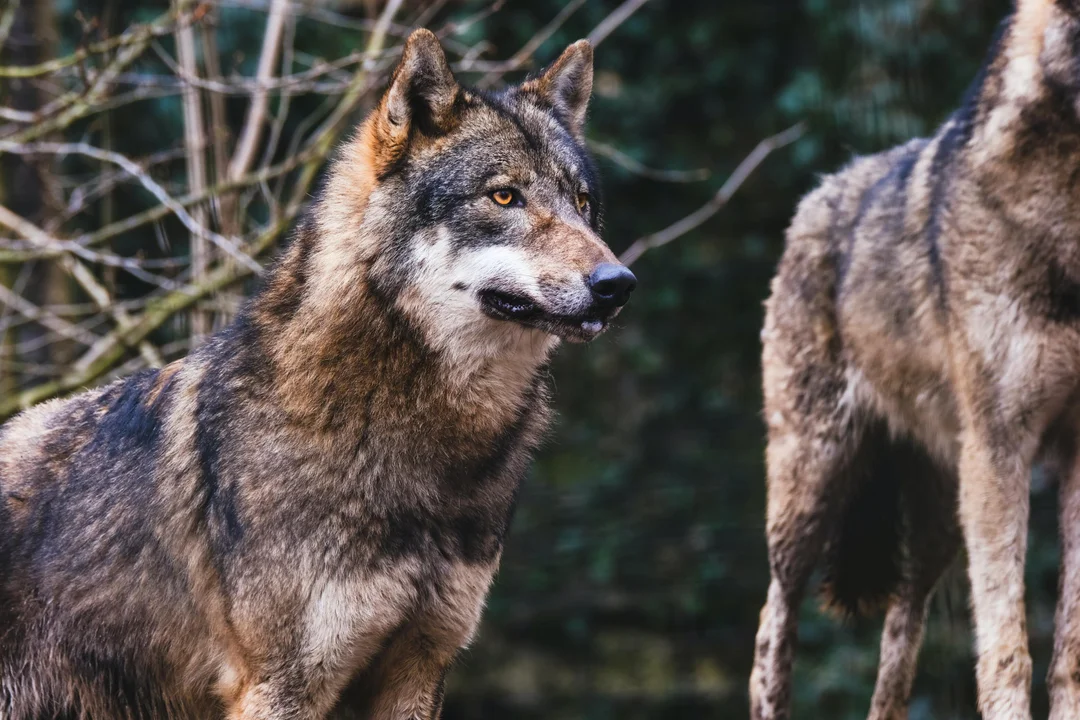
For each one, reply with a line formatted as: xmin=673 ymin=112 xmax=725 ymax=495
xmin=0 ymin=29 xmax=636 ymax=719
xmin=749 ymin=1 xmax=1080 ymax=718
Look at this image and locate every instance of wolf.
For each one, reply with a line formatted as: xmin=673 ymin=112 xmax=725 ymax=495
xmin=748 ymin=1 xmax=1080 ymax=719
xmin=0 ymin=29 xmax=636 ymax=719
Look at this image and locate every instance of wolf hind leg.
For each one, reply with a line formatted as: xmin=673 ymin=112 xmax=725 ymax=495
xmin=1049 ymin=433 xmax=1080 ymax=720
xmin=868 ymin=445 xmax=960 ymax=720
xmin=749 ymin=377 xmax=868 ymax=720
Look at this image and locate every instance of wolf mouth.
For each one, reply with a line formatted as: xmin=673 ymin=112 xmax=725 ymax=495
xmin=479 ymin=289 xmax=540 ymax=320
xmin=479 ymin=288 xmax=607 ymax=342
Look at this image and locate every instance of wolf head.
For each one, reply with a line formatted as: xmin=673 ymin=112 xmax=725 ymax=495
xmin=312 ymin=29 xmax=635 ymax=371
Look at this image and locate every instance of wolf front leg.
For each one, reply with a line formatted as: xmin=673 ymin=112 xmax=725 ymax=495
xmin=356 ymin=626 xmax=458 ymax=720
xmin=957 ymin=427 xmax=1034 ymax=720
xmin=225 ymin=673 xmax=325 ymax=720
xmin=1049 ymin=440 xmax=1080 ymax=720
xmin=345 ymin=561 xmax=495 ymax=720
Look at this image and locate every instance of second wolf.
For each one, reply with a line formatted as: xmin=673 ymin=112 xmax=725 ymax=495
xmin=751 ymin=1 xmax=1080 ymax=719
xmin=0 ymin=30 xmax=636 ymax=719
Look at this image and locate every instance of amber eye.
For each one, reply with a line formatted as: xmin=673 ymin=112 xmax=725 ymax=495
xmin=491 ymin=189 xmax=517 ymax=206
xmin=576 ymin=192 xmax=590 ymax=213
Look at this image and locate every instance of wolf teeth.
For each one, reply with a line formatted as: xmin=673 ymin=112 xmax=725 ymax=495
xmin=581 ymin=319 xmax=603 ymax=334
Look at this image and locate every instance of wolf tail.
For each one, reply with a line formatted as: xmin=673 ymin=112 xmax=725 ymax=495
xmin=819 ymin=421 xmax=907 ymax=617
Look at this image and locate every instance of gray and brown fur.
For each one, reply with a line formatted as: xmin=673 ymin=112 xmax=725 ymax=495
xmin=750 ymin=1 xmax=1080 ymax=718
xmin=0 ymin=29 xmax=635 ymax=719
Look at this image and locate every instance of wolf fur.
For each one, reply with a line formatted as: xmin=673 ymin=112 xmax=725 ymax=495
xmin=0 ymin=29 xmax=635 ymax=719
xmin=750 ymin=1 xmax=1080 ymax=719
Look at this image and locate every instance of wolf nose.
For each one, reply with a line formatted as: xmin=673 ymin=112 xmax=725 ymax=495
xmin=588 ymin=263 xmax=637 ymax=308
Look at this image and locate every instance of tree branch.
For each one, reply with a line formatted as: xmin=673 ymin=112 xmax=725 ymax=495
xmin=0 ymin=204 xmax=163 ymax=368
xmin=227 ymin=0 xmax=289 ymax=182
xmin=619 ymin=123 xmax=806 ymax=266
xmin=0 ymin=141 xmax=263 ymax=275
xmin=587 ymin=0 xmax=652 ymax=46
xmin=174 ymin=0 xmax=212 ymax=339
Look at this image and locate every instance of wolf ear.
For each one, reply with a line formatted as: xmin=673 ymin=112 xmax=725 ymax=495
xmin=521 ymin=40 xmax=594 ymax=140
xmin=381 ymin=29 xmax=459 ymax=139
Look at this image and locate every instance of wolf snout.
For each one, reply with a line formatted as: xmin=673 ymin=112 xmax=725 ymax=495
xmin=587 ymin=263 xmax=637 ymax=310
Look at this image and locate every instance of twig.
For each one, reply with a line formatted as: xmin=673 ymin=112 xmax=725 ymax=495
xmin=199 ymin=6 xmax=232 ymax=230
xmin=0 ymin=283 xmax=101 ymax=348
xmin=4 ymin=13 xmax=170 ymax=143
xmin=255 ymin=10 xmax=296 ymax=202
xmin=587 ymin=0 xmax=652 ymax=46
xmin=477 ymin=0 xmax=586 ymax=88
xmin=141 ymin=47 xmax=377 ymax=94
xmin=0 ymin=149 xmax=313 ymax=264
xmin=0 ymin=141 xmax=263 ymax=275
xmin=227 ymin=0 xmax=289 ymax=182
xmin=0 ymin=3 xmax=17 ymax=55
xmin=0 ymin=106 xmax=34 ymax=123
xmin=174 ymin=0 xmax=212 ymax=339
xmin=619 ymin=123 xmax=806 ymax=266
xmin=0 ymin=204 xmax=164 ymax=368
xmin=304 ymin=0 xmax=403 ymax=163
xmin=0 ymin=11 xmax=177 ymax=78
xmin=589 ymin=140 xmax=710 ymax=183
xmin=17 ymin=211 xmax=294 ymax=418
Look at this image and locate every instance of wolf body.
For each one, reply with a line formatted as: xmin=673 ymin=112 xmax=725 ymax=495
xmin=0 ymin=30 xmax=635 ymax=719
xmin=750 ymin=2 xmax=1080 ymax=719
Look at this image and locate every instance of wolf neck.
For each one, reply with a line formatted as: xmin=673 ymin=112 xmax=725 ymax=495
xmin=247 ymin=216 xmax=552 ymax=442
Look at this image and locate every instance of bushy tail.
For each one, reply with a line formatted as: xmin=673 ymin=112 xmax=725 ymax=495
xmin=820 ymin=421 xmax=906 ymax=617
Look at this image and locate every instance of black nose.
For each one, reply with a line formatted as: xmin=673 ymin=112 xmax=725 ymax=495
xmin=587 ymin=263 xmax=637 ymax=308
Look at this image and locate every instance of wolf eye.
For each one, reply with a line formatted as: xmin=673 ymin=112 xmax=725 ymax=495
xmin=576 ymin=192 xmax=590 ymax=213
xmin=491 ymin=189 xmax=519 ymax=207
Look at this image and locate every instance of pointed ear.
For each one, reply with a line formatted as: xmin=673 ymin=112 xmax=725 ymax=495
xmin=380 ymin=29 xmax=459 ymax=139
xmin=521 ymin=40 xmax=594 ymax=140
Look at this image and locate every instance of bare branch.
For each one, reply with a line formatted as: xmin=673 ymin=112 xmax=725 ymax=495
xmin=588 ymin=0 xmax=652 ymax=46
xmin=0 ymin=149 xmax=312 ymax=264
xmin=477 ymin=0 xmax=586 ymax=88
xmin=227 ymin=0 xmax=289 ymax=182
xmin=0 ymin=204 xmax=164 ymax=368
xmin=0 ymin=283 xmax=101 ymax=348
xmin=174 ymin=0 xmax=212 ymax=339
xmin=4 ymin=12 xmax=173 ymax=143
xmin=619 ymin=123 xmax=806 ymax=267
xmin=589 ymin=140 xmax=710 ymax=183
xmin=0 ymin=3 xmax=17 ymax=54
xmin=0 ymin=106 xmax=34 ymax=123
xmin=199 ymin=6 xmax=232 ymax=219
xmin=0 ymin=141 xmax=263 ymax=275
xmin=0 ymin=10 xmax=177 ymax=78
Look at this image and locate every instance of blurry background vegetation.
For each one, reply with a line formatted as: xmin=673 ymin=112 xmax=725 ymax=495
xmin=2 ymin=0 xmax=1052 ymax=718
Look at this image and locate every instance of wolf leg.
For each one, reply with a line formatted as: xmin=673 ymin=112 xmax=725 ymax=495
xmin=346 ymin=626 xmax=455 ymax=720
xmin=225 ymin=678 xmax=321 ymax=720
xmin=868 ymin=458 xmax=959 ymax=720
xmin=957 ymin=428 xmax=1034 ymax=720
xmin=337 ymin=560 xmax=493 ymax=720
xmin=1049 ymin=443 xmax=1080 ymax=720
xmin=749 ymin=397 xmax=863 ymax=720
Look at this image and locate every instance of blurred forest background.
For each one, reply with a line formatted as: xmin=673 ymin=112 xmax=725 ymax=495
xmin=0 ymin=0 xmax=1047 ymax=717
